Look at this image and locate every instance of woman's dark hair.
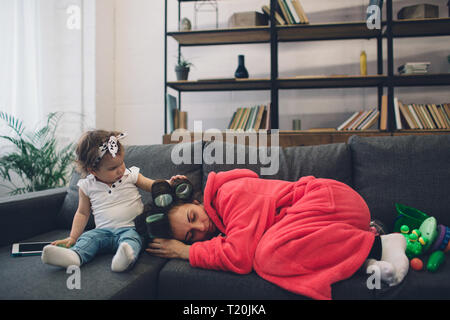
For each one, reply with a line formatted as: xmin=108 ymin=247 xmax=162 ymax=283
xmin=136 ymin=181 xmax=203 ymax=243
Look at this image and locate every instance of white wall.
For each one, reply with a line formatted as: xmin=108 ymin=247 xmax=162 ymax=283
xmin=95 ymin=0 xmax=164 ymax=145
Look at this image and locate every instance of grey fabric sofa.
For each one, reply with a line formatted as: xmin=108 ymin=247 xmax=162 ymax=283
xmin=1 ymin=134 xmax=449 ymax=300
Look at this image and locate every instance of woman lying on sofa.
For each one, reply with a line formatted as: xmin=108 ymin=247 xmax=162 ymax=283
xmin=146 ymin=169 xmax=409 ymax=300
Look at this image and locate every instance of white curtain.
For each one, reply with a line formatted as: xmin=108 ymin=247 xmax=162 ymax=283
xmin=0 ymin=0 xmax=93 ymax=140
xmin=0 ymin=0 xmax=94 ymax=197
xmin=0 ymin=0 xmax=42 ymax=126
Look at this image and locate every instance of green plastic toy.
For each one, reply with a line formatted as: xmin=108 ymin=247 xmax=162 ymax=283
xmin=427 ymin=251 xmax=445 ymax=272
xmin=401 ymin=225 xmax=425 ymax=259
xmin=399 ymin=211 xmax=445 ymax=272
xmin=394 ymin=203 xmax=430 ymax=233
xmin=419 ymin=217 xmax=438 ymax=252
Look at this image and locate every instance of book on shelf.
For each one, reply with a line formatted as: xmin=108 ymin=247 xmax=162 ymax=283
xmin=227 ymin=105 xmax=270 ymax=131
xmin=275 ymin=0 xmax=309 ymax=25
xmin=166 ymin=94 xmax=178 ymax=133
xmin=396 ymin=99 xmax=450 ymax=130
xmin=166 ymin=93 xmax=188 ymax=132
xmin=261 ymin=5 xmax=286 ymax=25
xmin=380 ymin=95 xmax=388 ymax=131
xmin=336 ymin=108 xmax=380 ymax=131
xmin=398 ymin=62 xmax=430 ymax=75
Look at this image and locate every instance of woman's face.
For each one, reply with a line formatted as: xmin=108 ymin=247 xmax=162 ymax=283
xmin=168 ymin=201 xmax=217 ymax=243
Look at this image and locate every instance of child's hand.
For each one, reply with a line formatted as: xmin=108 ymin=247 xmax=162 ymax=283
xmin=146 ymin=238 xmax=190 ymax=260
xmin=167 ymin=175 xmax=187 ymax=186
xmin=51 ymin=237 xmax=76 ymax=248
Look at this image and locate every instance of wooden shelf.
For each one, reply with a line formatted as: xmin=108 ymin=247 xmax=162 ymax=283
xmin=277 ymin=21 xmax=382 ymax=42
xmin=167 ymin=75 xmax=388 ymax=92
xmin=167 ymin=27 xmax=270 ymax=46
xmin=391 ymin=18 xmax=450 ymax=38
xmin=168 ymin=21 xmax=384 ymax=46
xmin=167 ymin=78 xmax=271 ymax=91
xmin=392 ymin=74 xmax=450 ymax=87
xmin=278 ymin=75 xmax=386 ymax=89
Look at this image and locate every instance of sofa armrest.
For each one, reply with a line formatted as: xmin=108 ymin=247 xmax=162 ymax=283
xmin=0 ymin=187 xmax=68 ymax=246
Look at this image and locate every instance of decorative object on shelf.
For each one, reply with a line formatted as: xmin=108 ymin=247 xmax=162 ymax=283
xmin=366 ymin=0 xmax=383 ymax=20
xmin=234 ymin=55 xmax=249 ymax=79
xmin=398 ymin=4 xmax=439 ymax=20
xmin=194 ymin=0 xmax=218 ymax=29
xmin=228 ymin=11 xmax=268 ymax=28
xmin=360 ymin=50 xmax=367 ymax=76
xmin=175 ymin=55 xmax=193 ymax=81
xmin=293 ymin=119 xmax=302 ymax=130
xmin=180 ymin=18 xmax=192 ymax=31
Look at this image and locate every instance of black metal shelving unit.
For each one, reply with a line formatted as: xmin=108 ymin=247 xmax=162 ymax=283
xmin=164 ymin=0 xmax=450 ymax=134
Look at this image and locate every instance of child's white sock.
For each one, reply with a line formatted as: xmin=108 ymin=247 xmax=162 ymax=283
xmin=378 ymin=233 xmax=409 ymax=286
xmin=41 ymin=245 xmax=80 ymax=268
xmin=111 ymin=242 xmax=135 ymax=272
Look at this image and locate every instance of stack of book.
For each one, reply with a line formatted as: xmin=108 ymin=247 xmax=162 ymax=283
xmin=394 ymin=99 xmax=450 ymax=130
xmin=337 ymin=108 xmax=380 ymax=131
xmin=227 ymin=105 xmax=271 ymax=131
xmin=262 ymin=0 xmax=309 ymax=25
xmin=398 ymin=62 xmax=430 ymax=75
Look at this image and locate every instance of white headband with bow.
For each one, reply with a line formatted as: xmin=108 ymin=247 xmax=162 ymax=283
xmin=97 ymin=132 xmax=127 ymax=161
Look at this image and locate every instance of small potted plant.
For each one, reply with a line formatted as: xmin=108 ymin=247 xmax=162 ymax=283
xmin=175 ymin=55 xmax=193 ymax=81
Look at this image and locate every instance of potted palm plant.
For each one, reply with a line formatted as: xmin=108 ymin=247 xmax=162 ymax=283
xmin=0 ymin=112 xmax=75 ymax=195
xmin=175 ymin=55 xmax=193 ymax=81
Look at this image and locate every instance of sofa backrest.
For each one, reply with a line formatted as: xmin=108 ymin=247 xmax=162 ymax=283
xmin=349 ymin=134 xmax=450 ymax=231
xmin=201 ymin=140 xmax=353 ymax=187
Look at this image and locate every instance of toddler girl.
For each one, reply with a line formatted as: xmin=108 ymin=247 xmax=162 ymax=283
xmin=42 ymin=130 xmax=184 ymax=272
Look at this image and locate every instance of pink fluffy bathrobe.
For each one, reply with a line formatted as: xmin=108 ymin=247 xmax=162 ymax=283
xmin=189 ymin=169 xmax=375 ymax=300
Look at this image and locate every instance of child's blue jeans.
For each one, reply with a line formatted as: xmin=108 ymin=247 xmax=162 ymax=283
xmin=70 ymin=227 xmax=142 ymax=266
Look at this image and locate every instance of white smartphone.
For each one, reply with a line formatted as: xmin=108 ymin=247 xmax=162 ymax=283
xmin=11 ymin=241 xmax=52 ymax=257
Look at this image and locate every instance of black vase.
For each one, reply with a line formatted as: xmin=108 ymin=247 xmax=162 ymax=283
xmin=234 ymin=55 xmax=249 ymax=79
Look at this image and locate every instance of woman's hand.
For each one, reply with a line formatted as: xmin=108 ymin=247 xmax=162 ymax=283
xmin=51 ymin=237 xmax=76 ymax=248
xmin=167 ymin=175 xmax=188 ymax=186
xmin=146 ymin=238 xmax=190 ymax=260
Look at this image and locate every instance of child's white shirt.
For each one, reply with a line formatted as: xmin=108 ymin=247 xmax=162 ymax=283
xmin=77 ymin=166 xmax=144 ymax=229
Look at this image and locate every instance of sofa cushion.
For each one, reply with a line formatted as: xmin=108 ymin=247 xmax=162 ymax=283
xmin=57 ymin=142 xmax=203 ymax=229
xmin=349 ymin=134 xmax=450 ymax=230
xmin=158 ymin=259 xmax=378 ymax=300
xmin=157 ymin=259 xmax=305 ymax=300
xmin=0 ymin=229 xmax=167 ymax=299
xmin=201 ymin=140 xmax=352 ymax=188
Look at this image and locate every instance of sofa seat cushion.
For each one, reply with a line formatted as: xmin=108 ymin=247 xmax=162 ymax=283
xmin=157 ymin=259 xmax=379 ymax=300
xmin=0 ymin=229 xmax=167 ymax=300
xmin=349 ymin=134 xmax=450 ymax=230
xmin=372 ymin=258 xmax=450 ymax=300
xmin=157 ymin=259 xmax=305 ymax=300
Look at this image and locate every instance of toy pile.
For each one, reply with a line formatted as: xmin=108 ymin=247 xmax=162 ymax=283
xmin=394 ymin=203 xmax=449 ymax=272
xmin=134 ymin=178 xmax=194 ymax=242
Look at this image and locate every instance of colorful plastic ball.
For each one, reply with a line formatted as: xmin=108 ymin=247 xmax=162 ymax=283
xmin=410 ymin=258 xmax=424 ymax=271
xmin=401 ymin=225 xmax=409 ymax=234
